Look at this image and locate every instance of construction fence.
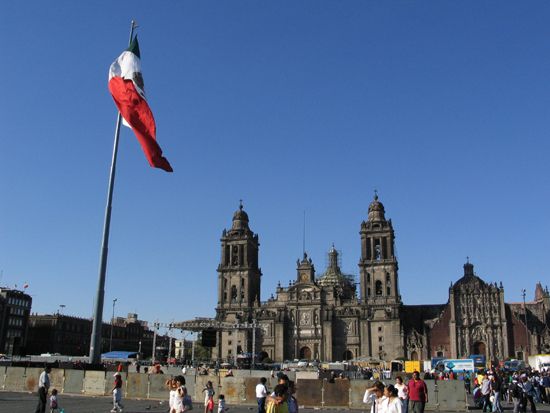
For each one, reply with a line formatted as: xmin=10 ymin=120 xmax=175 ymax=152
xmin=0 ymin=366 xmax=467 ymax=411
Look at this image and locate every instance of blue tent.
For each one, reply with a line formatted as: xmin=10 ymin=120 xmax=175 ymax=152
xmin=101 ymin=351 xmax=138 ymax=359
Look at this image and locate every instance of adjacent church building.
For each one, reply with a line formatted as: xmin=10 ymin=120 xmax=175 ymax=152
xmin=212 ymin=197 xmax=550 ymax=363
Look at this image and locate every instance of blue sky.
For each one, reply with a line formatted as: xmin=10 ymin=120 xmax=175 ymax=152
xmin=1 ymin=1 xmax=550 ymax=333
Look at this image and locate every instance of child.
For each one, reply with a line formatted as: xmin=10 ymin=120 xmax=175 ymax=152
xmin=49 ymin=388 xmax=59 ymax=413
xmin=166 ymin=378 xmax=178 ymax=413
xmin=173 ymin=375 xmax=189 ymax=413
xmin=218 ymin=394 xmax=228 ymax=413
xmin=203 ymin=381 xmax=215 ymax=413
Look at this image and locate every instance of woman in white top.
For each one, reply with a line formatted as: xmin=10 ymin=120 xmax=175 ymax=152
xmin=363 ymin=381 xmax=387 ymax=413
xmin=172 ymin=376 xmax=188 ymax=413
xmin=166 ymin=378 xmax=178 ymax=413
xmin=394 ymin=376 xmax=408 ymax=413
xmin=383 ymin=385 xmax=403 ymax=413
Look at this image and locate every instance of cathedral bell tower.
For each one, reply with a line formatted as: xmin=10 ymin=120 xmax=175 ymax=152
xmin=358 ymin=193 xmax=403 ymax=360
xmin=217 ymin=202 xmax=261 ymax=311
xmin=358 ymin=193 xmax=400 ymax=304
xmin=215 ymin=202 xmax=262 ymax=362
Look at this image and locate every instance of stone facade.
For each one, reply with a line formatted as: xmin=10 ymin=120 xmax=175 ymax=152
xmin=213 ymin=197 xmax=550 ymax=363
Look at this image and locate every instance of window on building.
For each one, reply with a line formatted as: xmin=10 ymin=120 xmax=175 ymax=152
xmin=375 ymin=281 xmax=383 ymax=296
xmin=436 ymin=351 xmax=444 ymax=357
xmin=378 ymin=326 xmax=383 ymax=332
xmin=516 ymin=351 xmax=524 ymax=360
xmin=379 ymin=346 xmax=383 ymax=351
xmin=387 ymin=287 xmax=391 ymax=295
xmin=379 ymin=336 xmax=383 ymax=342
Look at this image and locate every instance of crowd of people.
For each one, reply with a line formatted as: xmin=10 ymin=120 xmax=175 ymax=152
xmin=469 ymin=369 xmax=550 ymax=413
xmin=363 ymin=371 xmax=428 ymax=413
xmin=31 ymin=360 xmax=550 ymax=413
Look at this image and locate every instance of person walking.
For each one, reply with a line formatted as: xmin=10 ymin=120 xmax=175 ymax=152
xmin=363 ymin=381 xmax=386 ymax=413
xmin=509 ymin=378 xmax=523 ymax=413
xmin=480 ymin=373 xmax=492 ymax=413
xmin=464 ymin=371 xmax=472 ymax=395
xmin=287 ymin=381 xmax=298 ymax=413
xmin=407 ymin=371 xmax=428 ymax=413
xmin=395 ymin=376 xmax=408 ymax=413
xmin=111 ymin=372 xmax=124 ymax=412
xmin=520 ymin=375 xmax=537 ymax=413
xmin=204 ymin=380 xmax=215 ymax=413
xmin=49 ymin=388 xmax=59 ymax=413
xmin=492 ymin=373 xmax=504 ymax=413
xmin=256 ymin=377 xmax=268 ymax=413
xmin=35 ymin=366 xmax=51 ymax=413
xmin=384 ymin=384 xmax=403 ymax=413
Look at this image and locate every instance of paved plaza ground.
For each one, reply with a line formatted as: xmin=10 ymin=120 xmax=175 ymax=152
xmin=2 ymin=391 xmax=550 ymax=413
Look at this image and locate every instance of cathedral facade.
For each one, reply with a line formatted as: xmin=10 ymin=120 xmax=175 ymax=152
xmin=213 ymin=197 xmax=550 ymax=364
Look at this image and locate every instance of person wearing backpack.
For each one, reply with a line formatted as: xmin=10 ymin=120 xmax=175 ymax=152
xmin=520 ymin=375 xmax=537 ymax=413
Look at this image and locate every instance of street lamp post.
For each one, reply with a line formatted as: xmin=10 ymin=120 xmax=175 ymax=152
xmin=521 ymin=289 xmax=529 ymax=359
xmin=109 ymin=298 xmax=117 ymax=352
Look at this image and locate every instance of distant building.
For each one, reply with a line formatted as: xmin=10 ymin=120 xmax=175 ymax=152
xmin=27 ymin=312 xmax=167 ymax=358
xmin=212 ymin=198 xmax=550 ymax=363
xmin=0 ymin=287 xmax=32 ymax=356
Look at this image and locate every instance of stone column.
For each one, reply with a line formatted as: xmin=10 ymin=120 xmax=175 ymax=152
xmin=449 ymin=291 xmax=457 ymax=358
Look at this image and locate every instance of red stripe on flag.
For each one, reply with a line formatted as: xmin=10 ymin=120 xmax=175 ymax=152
xmin=108 ymin=77 xmax=173 ymax=172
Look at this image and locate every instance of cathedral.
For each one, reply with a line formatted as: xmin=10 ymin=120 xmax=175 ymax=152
xmin=213 ymin=196 xmax=550 ymax=363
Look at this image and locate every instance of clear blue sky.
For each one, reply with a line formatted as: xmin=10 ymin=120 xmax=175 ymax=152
xmin=1 ymin=1 xmax=550 ymax=333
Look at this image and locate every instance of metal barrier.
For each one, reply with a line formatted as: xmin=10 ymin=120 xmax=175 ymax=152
xmin=126 ymin=372 xmax=148 ymax=398
xmin=435 ymin=380 xmax=467 ymax=411
xmin=63 ymin=369 xmax=84 ymax=394
xmin=148 ymin=373 xmax=169 ymax=399
xmin=0 ymin=367 xmax=469 ymax=411
xmin=0 ymin=365 xmax=6 ymax=390
xmin=295 ymin=379 xmax=323 ymax=408
xmin=83 ymin=370 xmax=105 ymax=395
xmin=24 ymin=367 xmax=43 ymax=392
xmin=3 ymin=366 xmax=26 ymax=391
xmin=323 ymin=378 xmax=350 ymax=407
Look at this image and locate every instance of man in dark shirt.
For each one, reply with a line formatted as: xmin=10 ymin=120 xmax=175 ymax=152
xmin=407 ymin=371 xmax=428 ymax=413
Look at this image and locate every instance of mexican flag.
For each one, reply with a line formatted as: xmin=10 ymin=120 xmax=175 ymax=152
xmin=108 ymin=36 xmax=173 ymax=172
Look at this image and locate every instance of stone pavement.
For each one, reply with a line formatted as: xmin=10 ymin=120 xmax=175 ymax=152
xmin=3 ymin=391 xmax=550 ymax=413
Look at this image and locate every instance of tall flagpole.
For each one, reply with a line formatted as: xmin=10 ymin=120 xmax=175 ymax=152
xmin=89 ymin=20 xmax=138 ymax=364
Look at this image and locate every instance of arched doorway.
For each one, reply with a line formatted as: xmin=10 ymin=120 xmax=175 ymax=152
xmin=299 ymin=346 xmax=312 ymax=360
xmin=473 ymin=341 xmax=486 ymax=356
xmin=343 ymin=350 xmax=353 ymax=361
xmin=410 ymin=351 xmax=419 ymax=361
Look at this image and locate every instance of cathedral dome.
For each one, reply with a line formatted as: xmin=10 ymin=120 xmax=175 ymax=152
xmin=317 ymin=245 xmax=356 ymax=298
xmin=231 ymin=201 xmax=249 ymax=231
xmin=367 ymin=193 xmax=386 ymax=222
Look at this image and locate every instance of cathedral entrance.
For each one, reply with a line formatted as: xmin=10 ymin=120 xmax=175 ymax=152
xmin=343 ymin=350 xmax=353 ymax=361
xmin=299 ymin=346 xmax=312 ymax=360
xmin=473 ymin=341 xmax=486 ymax=356
xmin=410 ymin=351 xmax=419 ymax=361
